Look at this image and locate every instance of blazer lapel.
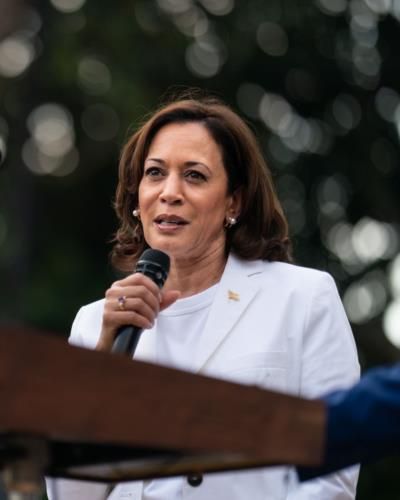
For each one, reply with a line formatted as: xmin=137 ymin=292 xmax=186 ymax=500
xmin=194 ymin=254 xmax=264 ymax=372
xmin=133 ymin=254 xmax=265 ymax=372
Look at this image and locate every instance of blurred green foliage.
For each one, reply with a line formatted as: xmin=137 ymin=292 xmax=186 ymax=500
xmin=1 ymin=0 xmax=400 ymax=498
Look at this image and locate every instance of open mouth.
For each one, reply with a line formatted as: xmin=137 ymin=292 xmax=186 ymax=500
xmin=154 ymin=215 xmax=189 ymax=226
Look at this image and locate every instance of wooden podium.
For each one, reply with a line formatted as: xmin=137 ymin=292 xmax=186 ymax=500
xmin=0 ymin=327 xmax=325 ymax=489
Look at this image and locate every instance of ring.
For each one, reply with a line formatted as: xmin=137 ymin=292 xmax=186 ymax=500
xmin=117 ymin=296 xmax=127 ymax=310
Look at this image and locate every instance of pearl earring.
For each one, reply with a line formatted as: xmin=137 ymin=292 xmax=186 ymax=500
xmin=132 ymin=208 xmax=140 ymax=219
xmin=225 ymin=216 xmax=237 ymax=228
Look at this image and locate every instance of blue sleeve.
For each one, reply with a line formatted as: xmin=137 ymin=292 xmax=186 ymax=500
xmin=298 ymin=363 xmax=400 ymax=480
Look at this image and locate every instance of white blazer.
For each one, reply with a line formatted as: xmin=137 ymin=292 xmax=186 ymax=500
xmin=47 ymin=254 xmax=360 ymax=500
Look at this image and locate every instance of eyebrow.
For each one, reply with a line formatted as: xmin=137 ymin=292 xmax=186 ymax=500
xmin=145 ymin=157 xmax=211 ymax=172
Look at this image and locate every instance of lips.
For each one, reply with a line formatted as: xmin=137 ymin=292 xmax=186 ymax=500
xmin=154 ymin=214 xmax=189 ymax=226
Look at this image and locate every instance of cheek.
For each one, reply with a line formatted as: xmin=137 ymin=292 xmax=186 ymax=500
xmin=138 ymin=184 xmax=155 ymax=212
xmin=198 ymin=200 xmax=228 ymax=228
xmin=137 ymin=183 xmax=144 ymax=207
xmin=203 ymin=193 xmax=231 ymax=215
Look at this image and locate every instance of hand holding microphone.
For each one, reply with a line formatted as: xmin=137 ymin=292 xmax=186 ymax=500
xmin=97 ymin=249 xmax=180 ymax=356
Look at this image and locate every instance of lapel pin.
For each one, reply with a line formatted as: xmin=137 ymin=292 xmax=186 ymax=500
xmin=228 ymin=290 xmax=240 ymax=301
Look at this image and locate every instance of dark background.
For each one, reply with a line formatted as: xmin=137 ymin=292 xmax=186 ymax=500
xmin=1 ymin=0 xmax=400 ymax=498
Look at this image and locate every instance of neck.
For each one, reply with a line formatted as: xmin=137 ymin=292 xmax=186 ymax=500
xmin=165 ymin=247 xmax=228 ymax=298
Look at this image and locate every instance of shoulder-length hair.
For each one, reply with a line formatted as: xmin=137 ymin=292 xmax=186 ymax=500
xmin=111 ymin=95 xmax=292 ymax=272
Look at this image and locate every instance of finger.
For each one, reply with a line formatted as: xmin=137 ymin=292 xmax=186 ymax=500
xmin=103 ymin=310 xmax=155 ymax=331
xmin=119 ymin=297 xmax=156 ymax=323
xmin=106 ymin=285 xmax=160 ymax=313
xmin=160 ymin=290 xmax=181 ymax=311
xmin=112 ymin=273 xmax=161 ymax=295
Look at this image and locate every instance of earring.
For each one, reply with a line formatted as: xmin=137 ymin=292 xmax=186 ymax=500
xmin=225 ymin=216 xmax=237 ymax=228
xmin=132 ymin=208 xmax=140 ymax=219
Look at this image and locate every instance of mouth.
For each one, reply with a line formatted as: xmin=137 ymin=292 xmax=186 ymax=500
xmin=154 ymin=214 xmax=189 ymax=227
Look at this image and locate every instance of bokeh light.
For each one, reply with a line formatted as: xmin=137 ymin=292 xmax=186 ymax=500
xmin=0 ymin=136 xmax=7 ymax=164
xmin=256 ymin=22 xmax=288 ymax=57
xmin=27 ymin=104 xmax=74 ymax=157
xmin=24 ymin=104 xmax=78 ymax=176
xmin=383 ymin=299 xmax=400 ymax=348
xmin=344 ymin=271 xmax=387 ymax=324
xmin=375 ymin=87 xmax=399 ymax=122
xmin=157 ymin=0 xmax=192 ymax=15
xmin=325 ymin=222 xmax=362 ymax=271
xmin=315 ymin=0 xmax=347 ymax=16
xmin=317 ymin=175 xmax=349 ymax=219
xmin=364 ymin=0 xmax=391 ymax=15
xmin=259 ymin=92 xmax=332 ymax=155
xmin=388 ymin=254 xmax=400 ymax=296
xmin=352 ymin=217 xmax=398 ymax=263
xmin=331 ymin=93 xmax=362 ymax=133
xmin=134 ymin=2 xmax=162 ymax=34
xmin=199 ymin=0 xmax=234 ymax=16
xmin=81 ymin=104 xmax=119 ymax=142
xmin=50 ymin=0 xmax=86 ymax=14
xmin=0 ymin=35 xmax=35 ymax=77
xmin=78 ymin=56 xmax=112 ymax=95
xmin=185 ymin=36 xmax=225 ymax=77
xmin=173 ymin=6 xmax=209 ymax=37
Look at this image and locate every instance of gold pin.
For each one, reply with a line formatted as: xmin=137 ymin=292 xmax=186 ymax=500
xmin=228 ymin=290 xmax=240 ymax=301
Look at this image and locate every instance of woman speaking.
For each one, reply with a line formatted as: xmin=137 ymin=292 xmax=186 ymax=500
xmin=48 ymin=95 xmax=359 ymax=499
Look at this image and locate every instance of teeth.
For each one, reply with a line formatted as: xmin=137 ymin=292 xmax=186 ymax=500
xmin=159 ymin=220 xmax=181 ymax=225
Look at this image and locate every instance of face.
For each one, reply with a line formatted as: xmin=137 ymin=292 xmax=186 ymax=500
xmin=138 ymin=122 xmax=241 ymax=264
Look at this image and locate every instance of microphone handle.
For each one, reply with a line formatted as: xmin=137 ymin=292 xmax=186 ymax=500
xmin=111 ymin=249 xmax=170 ymax=357
xmin=112 ymin=325 xmax=142 ymax=357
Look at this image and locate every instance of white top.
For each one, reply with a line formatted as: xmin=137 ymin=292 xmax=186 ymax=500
xmin=142 ymin=284 xmax=218 ymax=500
xmin=154 ymin=283 xmax=218 ymax=370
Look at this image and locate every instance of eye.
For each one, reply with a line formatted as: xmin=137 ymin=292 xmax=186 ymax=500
xmin=144 ymin=166 xmax=163 ymax=178
xmin=185 ymin=170 xmax=207 ymax=182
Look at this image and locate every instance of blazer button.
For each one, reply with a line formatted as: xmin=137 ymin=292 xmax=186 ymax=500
xmin=187 ymin=473 xmax=203 ymax=487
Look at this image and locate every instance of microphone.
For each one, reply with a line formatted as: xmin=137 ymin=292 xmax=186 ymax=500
xmin=112 ymin=248 xmax=170 ymax=356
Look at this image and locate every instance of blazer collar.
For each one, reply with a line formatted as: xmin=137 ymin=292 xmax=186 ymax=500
xmin=193 ymin=253 xmax=263 ymax=372
xmin=135 ymin=254 xmax=264 ymax=371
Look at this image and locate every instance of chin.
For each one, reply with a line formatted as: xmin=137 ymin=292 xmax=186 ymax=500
xmin=145 ymin=238 xmax=182 ymax=257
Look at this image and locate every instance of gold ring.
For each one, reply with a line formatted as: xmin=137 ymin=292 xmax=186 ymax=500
xmin=117 ymin=296 xmax=127 ymax=310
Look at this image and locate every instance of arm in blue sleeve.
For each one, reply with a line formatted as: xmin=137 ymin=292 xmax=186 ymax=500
xmin=298 ymin=363 xmax=400 ymax=480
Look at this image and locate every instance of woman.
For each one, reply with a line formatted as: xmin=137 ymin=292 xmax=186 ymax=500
xmin=48 ymin=95 xmax=359 ymax=499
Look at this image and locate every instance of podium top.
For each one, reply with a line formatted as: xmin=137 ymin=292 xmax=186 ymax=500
xmin=0 ymin=327 xmax=325 ymax=482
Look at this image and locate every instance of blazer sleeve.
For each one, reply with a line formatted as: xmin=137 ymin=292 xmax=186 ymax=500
xmin=288 ymin=272 xmax=360 ymax=499
xmin=68 ymin=306 xmax=85 ymax=346
xmin=68 ymin=299 xmax=104 ymax=349
xmin=299 ymin=363 xmax=400 ymax=480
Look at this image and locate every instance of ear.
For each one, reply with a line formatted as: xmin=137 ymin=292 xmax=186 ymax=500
xmin=227 ymin=187 xmax=243 ymax=218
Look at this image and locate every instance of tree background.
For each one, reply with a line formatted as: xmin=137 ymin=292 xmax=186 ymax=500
xmin=1 ymin=0 xmax=400 ymax=498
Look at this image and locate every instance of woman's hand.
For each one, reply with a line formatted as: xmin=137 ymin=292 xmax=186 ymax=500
xmin=96 ymin=273 xmax=180 ymax=352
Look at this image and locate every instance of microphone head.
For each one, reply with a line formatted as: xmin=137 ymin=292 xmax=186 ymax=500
xmin=135 ymin=249 xmax=170 ymax=288
xmin=139 ymin=248 xmax=170 ymax=271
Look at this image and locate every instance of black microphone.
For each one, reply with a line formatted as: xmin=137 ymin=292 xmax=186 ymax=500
xmin=112 ymin=248 xmax=170 ymax=356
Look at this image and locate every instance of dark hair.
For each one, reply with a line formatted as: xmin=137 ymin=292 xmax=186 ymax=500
xmin=111 ymin=94 xmax=292 ymax=271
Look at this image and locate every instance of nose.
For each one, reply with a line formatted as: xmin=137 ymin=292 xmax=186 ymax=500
xmin=159 ymin=173 xmax=183 ymax=205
